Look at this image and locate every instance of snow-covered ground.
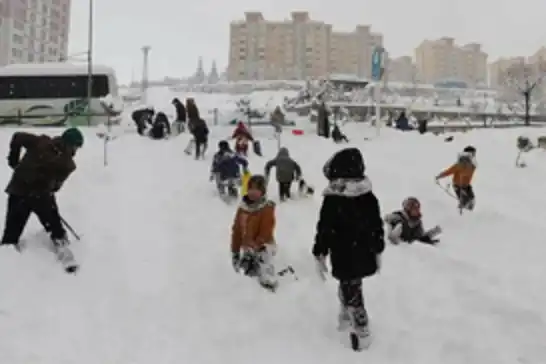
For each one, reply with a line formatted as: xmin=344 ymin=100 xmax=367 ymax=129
xmin=0 ymin=123 xmax=545 ymax=363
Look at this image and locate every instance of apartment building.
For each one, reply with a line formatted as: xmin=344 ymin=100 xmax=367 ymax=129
xmin=415 ymin=37 xmax=487 ymax=87
xmin=489 ymin=57 xmax=526 ymax=89
xmin=228 ymin=11 xmax=383 ymax=81
xmin=386 ymin=55 xmax=418 ymax=83
xmin=489 ymin=47 xmax=546 ymax=98
xmin=0 ymin=0 xmax=71 ymax=66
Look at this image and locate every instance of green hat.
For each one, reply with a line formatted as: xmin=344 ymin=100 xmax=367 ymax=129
xmin=61 ymin=127 xmax=84 ymax=148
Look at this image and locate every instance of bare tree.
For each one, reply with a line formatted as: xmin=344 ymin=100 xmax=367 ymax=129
xmin=500 ymin=60 xmax=546 ymax=125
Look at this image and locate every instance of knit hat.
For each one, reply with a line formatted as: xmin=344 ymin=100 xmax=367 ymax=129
xmin=323 ymin=148 xmax=365 ymax=181
xmin=61 ymin=127 xmax=84 ymax=148
xmin=247 ymin=175 xmax=267 ymax=194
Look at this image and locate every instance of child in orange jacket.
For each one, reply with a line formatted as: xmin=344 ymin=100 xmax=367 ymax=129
xmin=436 ymin=146 xmax=477 ymax=211
xmin=231 ymin=174 xmax=278 ymax=291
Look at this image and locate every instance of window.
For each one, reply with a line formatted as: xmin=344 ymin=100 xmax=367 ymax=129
xmin=0 ymin=75 xmax=110 ymax=99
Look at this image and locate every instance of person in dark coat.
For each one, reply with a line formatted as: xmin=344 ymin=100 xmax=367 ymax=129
xmin=185 ymin=98 xmax=200 ymax=122
xmin=171 ymin=98 xmax=186 ymax=133
xmin=317 ymin=101 xmax=330 ymax=138
xmin=312 ymin=147 xmax=384 ymax=339
xmin=210 ymin=140 xmax=248 ymax=197
xmin=190 ymin=118 xmax=209 ymax=159
xmin=264 ymin=147 xmax=301 ymax=201
xmin=1 ymin=128 xmax=84 ymax=252
xmin=131 ymin=107 xmax=154 ymax=135
xmin=149 ymin=112 xmax=171 ymax=140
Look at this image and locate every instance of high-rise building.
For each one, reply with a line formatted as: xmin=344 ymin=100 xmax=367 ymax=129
xmin=386 ymin=55 xmax=418 ymax=83
xmin=415 ymin=37 xmax=487 ymax=87
xmin=0 ymin=0 xmax=71 ymax=66
xmin=227 ymin=11 xmax=383 ymax=81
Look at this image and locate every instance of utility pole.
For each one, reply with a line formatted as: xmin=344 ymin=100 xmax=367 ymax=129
xmin=86 ymin=0 xmax=94 ymax=126
xmin=141 ymin=46 xmax=151 ymax=104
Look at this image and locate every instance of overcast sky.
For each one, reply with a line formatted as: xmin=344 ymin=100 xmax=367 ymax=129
xmin=68 ymin=0 xmax=546 ymax=84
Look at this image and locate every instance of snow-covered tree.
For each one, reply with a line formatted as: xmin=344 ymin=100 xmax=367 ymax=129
xmin=500 ymin=60 xmax=546 ymax=125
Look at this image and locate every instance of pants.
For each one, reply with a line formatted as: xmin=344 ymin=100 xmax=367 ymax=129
xmin=1 ymin=194 xmax=66 ymax=245
xmin=338 ymin=279 xmax=369 ymax=334
xmin=174 ymin=120 xmax=185 ymax=134
xmin=184 ymin=139 xmax=195 ymax=155
xmin=216 ymin=177 xmax=238 ymax=197
xmin=195 ymin=139 xmax=207 ymax=159
xmin=278 ymin=182 xmax=292 ymax=200
xmin=239 ymin=245 xmax=277 ymax=287
xmin=454 ymin=185 xmax=475 ymax=209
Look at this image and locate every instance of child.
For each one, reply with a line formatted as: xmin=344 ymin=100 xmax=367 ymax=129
xmin=264 ymin=147 xmax=302 ymax=201
xmin=384 ymin=197 xmax=442 ymax=245
xmin=210 ymin=140 xmax=248 ymax=198
xmin=312 ymin=148 xmax=384 ymax=343
xmin=436 ymin=146 xmax=476 ymax=211
xmin=231 ymin=121 xmax=253 ymax=156
xmin=149 ymin=112 xmax=171 ymax=139
xmin=231 ymin=175 xmax=278 ymax=291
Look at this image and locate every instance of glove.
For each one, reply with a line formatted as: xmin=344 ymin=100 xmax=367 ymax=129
xmin=231 ymin=251 xmax=240 ymax=272
xmin=7 ymin=150 xmax=19 ymax=169
xmin=315 ymin=255 xmax=328 ymax=281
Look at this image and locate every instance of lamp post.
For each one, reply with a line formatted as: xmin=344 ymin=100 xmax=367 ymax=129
xmin=141 ymin=46 xmax=151 ymax=104
xmin=86 ymin=0 xmax=94 ymax=126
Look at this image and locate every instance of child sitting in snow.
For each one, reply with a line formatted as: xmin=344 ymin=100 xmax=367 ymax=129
xmin=231 ymin=175 xmax=278 ymax=291
xmin=384 ymin=197 xmax=442 ymax=245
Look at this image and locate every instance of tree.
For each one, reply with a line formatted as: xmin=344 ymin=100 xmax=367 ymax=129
xmin=500 ymin=60 xmax=546 ymax=125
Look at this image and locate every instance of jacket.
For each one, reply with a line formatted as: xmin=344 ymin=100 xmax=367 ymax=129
xmin=211 ymin=150 xmax=247 ymax=180
xmin=312 ymin=178 xmax=384 ymax=280
xmin=437 ymin=161 xmax=475 ymax=186
xmin=190 ymin=118 xmax=209 ymax=142
xmin=231 ymin=196 xmax=276 ymax=253
xmin=6 ymin=132 xmax=76 ymax=196
xmin=264 ymin=147 xmax=301 ymax=183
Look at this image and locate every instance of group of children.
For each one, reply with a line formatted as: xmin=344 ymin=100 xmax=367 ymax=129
xmin=220 ymin=133 xmax=478 ymax=347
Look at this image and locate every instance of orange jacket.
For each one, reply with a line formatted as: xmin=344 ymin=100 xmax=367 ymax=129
xmin=231 ymin=199 xmax=276 ymax=253
xmin=437 ymin=163 xmax=475 ymax=186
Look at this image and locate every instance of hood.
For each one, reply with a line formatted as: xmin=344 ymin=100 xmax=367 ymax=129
xmin=322 ymin=177 xmax=373 ymax=197
xmin=277 ymin=147 xmax=289 ymax=158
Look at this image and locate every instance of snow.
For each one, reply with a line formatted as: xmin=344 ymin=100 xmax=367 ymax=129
xmin=1 ymin=122 xmax=546 ymax=363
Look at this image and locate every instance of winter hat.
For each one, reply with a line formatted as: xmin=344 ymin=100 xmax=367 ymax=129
xmin=61 ymin=127 xmax=84 ymax=148
xmin=218 ymin=140 xmax=230 ymax=150
xmin=247 ymin=175 xmax=267 ymax=195
xmin=323 ymin=148 xmax=365 ymax=181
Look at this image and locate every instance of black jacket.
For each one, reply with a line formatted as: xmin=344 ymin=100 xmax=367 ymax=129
xmin=313 ymin=178 xmax=384 ymax=280
xmin=172 ymin=99 xmax=186 ymax=122
xmin=191 ymin=118 xmax=209 ymax=142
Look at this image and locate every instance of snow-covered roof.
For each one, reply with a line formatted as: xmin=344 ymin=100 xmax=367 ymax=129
xmin=0 ymin=62 xmax=116 ymax=76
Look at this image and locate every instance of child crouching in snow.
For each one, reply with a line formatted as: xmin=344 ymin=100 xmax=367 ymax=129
xmin=231 ymin=175 xmax=278 ymax=291
xmin=384 ymin=197 xmax=442 ymax=245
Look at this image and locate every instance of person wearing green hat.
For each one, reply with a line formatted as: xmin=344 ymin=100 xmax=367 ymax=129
xmin=0 ymin=127 xmax=83 ymax=258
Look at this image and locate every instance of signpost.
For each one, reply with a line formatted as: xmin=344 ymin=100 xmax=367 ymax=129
xmin=371 ymin=46 xmax=385 ymax=135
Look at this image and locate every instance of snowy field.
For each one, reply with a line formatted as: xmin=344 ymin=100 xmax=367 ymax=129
xmin=0 ymin=124 xmax=546 ymax=363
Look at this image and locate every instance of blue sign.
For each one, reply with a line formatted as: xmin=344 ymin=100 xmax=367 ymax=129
xmin=371 ymin=47 xmax=383 ymax=81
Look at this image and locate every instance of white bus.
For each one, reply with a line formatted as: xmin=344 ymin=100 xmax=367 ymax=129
xmin=0 ymin=63 xmax=122 ymax=127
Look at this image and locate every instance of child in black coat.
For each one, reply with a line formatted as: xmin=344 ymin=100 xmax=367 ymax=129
xmin=312 ymin=148 xmax=384 ymax=343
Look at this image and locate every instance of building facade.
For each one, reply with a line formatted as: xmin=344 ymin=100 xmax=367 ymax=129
xmin=228 ymin=11 xmax=383 ymax=81
xmin=415 ymin=37 xmax=487 ymax=87
xmin=386 ymin=55 xmax=418 ymax=83
xmin=0 ymin=0 xmax=71 ymax=66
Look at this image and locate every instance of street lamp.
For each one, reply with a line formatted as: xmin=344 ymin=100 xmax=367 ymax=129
xmin=86 ymin=0 xmax=93 ymax=126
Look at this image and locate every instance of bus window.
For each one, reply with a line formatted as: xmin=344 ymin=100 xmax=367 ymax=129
xmin=0 ymin=75 xmax=110 ymax=99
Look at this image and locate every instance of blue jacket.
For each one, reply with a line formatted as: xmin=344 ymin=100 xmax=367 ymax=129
xmin=211 ymin=151 xmax=247 ymax=180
